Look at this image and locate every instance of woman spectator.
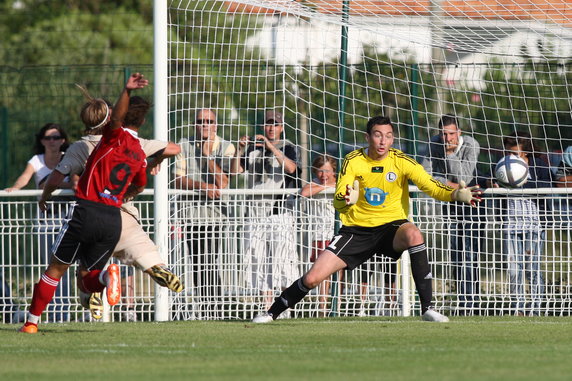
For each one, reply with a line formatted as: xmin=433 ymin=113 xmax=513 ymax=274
xmin=5 ymin=123 xmax=73 ymax=322
xmin=300 ymin=154 xmax=338 ymax=317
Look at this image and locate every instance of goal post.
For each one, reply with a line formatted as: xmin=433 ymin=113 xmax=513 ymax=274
xmin=160 ymin=0 xmax=572 ymax=319
xmin=153 ymin=0 xmax=170 ymax=321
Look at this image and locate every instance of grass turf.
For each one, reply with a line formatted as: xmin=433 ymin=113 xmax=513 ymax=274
xmin=1 ymin=316 xmax=572 ymax=380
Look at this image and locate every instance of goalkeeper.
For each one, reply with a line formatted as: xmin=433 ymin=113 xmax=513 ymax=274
xmin=253 ymin=115 xmax=482 ymax=323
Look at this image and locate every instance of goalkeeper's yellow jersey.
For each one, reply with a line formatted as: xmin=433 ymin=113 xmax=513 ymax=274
xmin=333 ymin=148 xmax=455 ymax=227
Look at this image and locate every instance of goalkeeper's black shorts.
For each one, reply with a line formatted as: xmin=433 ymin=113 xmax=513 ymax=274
xmin=326 ymin=219 xmax=409 ymax=270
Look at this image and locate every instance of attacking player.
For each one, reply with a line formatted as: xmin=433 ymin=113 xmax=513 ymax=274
xmin=253 ymin=115 xmax=482 ymax=323
xmin=20 ymin=73 xmax=149 ymax=333
xmin=38 ymin=95 xmax=184 ymax=320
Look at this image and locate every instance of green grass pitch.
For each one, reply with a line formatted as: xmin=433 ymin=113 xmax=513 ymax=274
xmin=1 ymin=317 xmax=572 ymax=380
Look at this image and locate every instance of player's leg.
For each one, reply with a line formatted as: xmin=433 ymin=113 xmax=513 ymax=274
xmin=20 ymin=259 xmax=71 ymax=333
xmin=79 ymin=212 xmax=185 ymax=319
xmin=20 ymin=205 xmax=83 ymax=333
xmin=392 ymin=222 xmax=449 ymax=322
xmin=115 ymin=211 xmax=184 ymax=292
xmin=253 ymin=250 xmax=346 ymax=323
xmin=252 ymin=226 xmax=374 ymax=324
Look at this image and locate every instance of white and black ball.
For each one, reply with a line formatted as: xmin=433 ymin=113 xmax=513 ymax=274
xmin=495 ymin=155 xmax=529 ymax=188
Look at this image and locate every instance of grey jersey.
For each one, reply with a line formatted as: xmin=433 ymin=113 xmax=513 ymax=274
xmin=422 ymin=134 xmax=480 ymax=186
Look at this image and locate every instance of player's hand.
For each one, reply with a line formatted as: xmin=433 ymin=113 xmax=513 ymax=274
xmin=150 ymin=162 xmax=161 ymax=176
xmin=38 ymin=197 xmax=49 ymax=212
xmin=344 ymin=180 xmax=360 ymax=206
xmin=452 ymin=180 xmax=483 ymax=207
xmin=125 ymin=73 xmax=149 ymax=90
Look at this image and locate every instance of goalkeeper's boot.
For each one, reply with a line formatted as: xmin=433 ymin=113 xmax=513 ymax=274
xmin=422 ymin=307 xmax=449 ymax=323
xmin=19 ymin=323 xmax=38 ymax=334
xmin=149 ymin=265 xmax=184 ymax=293
xmin=106 ymin=264 xmax=121 ymax=306
xmin=252 ymin=312 xmax=274 ymax=324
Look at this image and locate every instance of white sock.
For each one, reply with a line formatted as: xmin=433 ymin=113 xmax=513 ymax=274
xmin=27 ymin=313 xmax=40 ymax=325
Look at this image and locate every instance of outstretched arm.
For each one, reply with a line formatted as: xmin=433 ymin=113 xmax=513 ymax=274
xmin=147 ymin=142 xmax=181 ymax=175
xmin=451 ymin=180 xmax=483 ymax=207
xmin=109 ymin=73 xmax=149 ymax=132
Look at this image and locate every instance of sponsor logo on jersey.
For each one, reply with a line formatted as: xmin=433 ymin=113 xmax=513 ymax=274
xmin=386 ymin=171 xmax=397 ymax=182
xmin=364 ymin=187 xmax=389 ymax=206
xmin=371 ymin=166 xmax=384 ymax=173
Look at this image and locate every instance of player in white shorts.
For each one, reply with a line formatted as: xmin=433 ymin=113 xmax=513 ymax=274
xmin=39 ymin=96 xmax=184 ymax=319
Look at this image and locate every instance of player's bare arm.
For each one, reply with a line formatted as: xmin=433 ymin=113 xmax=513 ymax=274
xmin=109 ymin=73 xmax=149 ymax=131
xmin=38 ymin=170 xmax=66 ymax=212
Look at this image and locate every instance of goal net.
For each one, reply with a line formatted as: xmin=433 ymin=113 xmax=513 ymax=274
xmin=165 ymin=0 xmax=572 ymax=319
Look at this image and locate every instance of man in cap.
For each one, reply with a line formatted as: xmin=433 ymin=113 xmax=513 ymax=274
xmin=231 ymin=109 xmax=301 ymax=315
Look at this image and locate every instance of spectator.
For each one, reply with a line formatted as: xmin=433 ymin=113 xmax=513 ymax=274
xmin=422 ymin=115 xmax=482 ymax=315
xmin=500 ymin=131 xmax=552 ymax=316
xmin=555 ymin=146 xmax=572 ymax=221
xmin=231 ymin=109 xmax=302 ymax=314
xmin=5 ymin=123 xmax=73 ymax=322
xmin=5 ymin=123 xmax=70 ymax=192
xmin=174 ymin=108 xmax=235 ymax=319
xmin=299 ymin=154 xmax=338 ymax=317
xmin=555 ymin=146 xmax=572 ymax=187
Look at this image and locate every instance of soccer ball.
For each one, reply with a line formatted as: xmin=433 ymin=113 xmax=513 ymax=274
xmin=495 ymin=155 xmax=529 ymax=188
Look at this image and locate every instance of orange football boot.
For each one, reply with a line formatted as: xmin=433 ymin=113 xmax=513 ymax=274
xmin=106 ymin=264 xmax=121 ymax=306
xmin=19 ymin=324 xmax=38 ymax=334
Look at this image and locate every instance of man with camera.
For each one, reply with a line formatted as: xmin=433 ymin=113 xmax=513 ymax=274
xmin=231 ymin=109 xmax=301 ymax=316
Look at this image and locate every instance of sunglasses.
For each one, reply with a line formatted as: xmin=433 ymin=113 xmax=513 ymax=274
xmin=196 ymin=119 xmax=215 ymax=125
xmin=42 ymin=136 xmax=63 ymax=141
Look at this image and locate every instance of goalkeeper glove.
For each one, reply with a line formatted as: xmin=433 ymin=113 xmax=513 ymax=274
xmin=344 ymin=180 xmax=360 ymax=206
xmin=451 ymin=180 xmax=482 ymax=207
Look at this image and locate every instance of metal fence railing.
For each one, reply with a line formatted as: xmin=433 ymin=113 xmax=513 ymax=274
xmin=1 ymin=188 xmax=571 ymax=323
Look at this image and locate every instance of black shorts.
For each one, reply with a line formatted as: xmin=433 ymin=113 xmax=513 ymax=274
xmin=326 ymin=219 xmax=410 ymax=270
xmin=51 ymin=199 xmax=121 ymax=271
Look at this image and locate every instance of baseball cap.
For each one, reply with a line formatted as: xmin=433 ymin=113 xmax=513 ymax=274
xmin=562 ymin=145 xmax=572 ymax=167
xmin=265 ymin=110 xmax=283 ymax=124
